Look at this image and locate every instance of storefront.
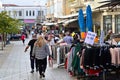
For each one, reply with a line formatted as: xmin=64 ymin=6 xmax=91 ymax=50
xmin=102 ymin=10 xmax=120 ymax=34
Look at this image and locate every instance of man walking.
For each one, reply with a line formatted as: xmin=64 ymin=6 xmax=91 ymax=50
xmin=24 ymin=34 xmax=38 ymax=73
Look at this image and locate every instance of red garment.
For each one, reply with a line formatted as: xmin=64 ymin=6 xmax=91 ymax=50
xmin=48 ymin=57 xmax=53 ymax=67
xmin=21 ymin=34 xmax=25 ymax=40
xmin=84 ymin=69 xmax=101 ymax=76
xmin=65 ymin=58 xmax=68 ymax=69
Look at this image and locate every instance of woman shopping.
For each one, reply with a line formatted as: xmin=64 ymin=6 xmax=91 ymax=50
xmin=32 ymin=35 xmax=50 ymax=79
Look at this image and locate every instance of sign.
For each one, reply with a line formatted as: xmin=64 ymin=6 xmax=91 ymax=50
xmin=99 ymin=30 xmax=104 ymax=46
xmin=84 ymin=31 xmax=96 ymax=45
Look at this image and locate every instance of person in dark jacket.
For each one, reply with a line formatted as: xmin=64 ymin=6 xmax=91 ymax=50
xmin=24 ymin=34 xmax=38 ymax=73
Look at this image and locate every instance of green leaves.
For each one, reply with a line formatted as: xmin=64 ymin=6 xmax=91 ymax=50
xmin=0 ymin=11 xmax=22 ymax=33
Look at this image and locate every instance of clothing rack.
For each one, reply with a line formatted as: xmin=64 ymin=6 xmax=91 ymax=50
xmin=81 ymin=45 xmax=120 ymax=80
xmin=50 ymin=44 xmax=71 ymax=68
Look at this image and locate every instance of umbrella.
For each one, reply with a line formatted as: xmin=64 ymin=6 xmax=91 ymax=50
xmin=78 ymin=9 xmax=85 ymax=32
xmin=86 ymin=5 xmax=93 ymax=31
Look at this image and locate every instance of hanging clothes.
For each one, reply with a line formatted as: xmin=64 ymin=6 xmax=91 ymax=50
xmin=72 ymin=43 xmax=84 ymax=74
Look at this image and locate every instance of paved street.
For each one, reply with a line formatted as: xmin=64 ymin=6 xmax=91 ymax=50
xmin=0 ymin=36 xmax=75 ymax=80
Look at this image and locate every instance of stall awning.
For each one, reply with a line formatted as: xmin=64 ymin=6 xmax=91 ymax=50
xmin=57 ymin=20 xmax=67 ymax=24
xmin=63 ymin=19 xmax=77 ymax=25
xmin=44 ymin=22 xmax=57 ymax=26
xmin=58 ymin=13 xmax=78 ymax=19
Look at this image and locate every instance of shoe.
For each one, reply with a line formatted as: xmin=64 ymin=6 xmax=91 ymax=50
xmin=30 ymin=70 xmax=34 ymax=73
xmin=40 ymin=75 xmax=42 ymax=78
xmin=42 ymin=72 xmax=45 ymax=77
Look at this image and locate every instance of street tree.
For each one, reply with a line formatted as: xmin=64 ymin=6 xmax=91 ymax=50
xmin=0 ymin=11 xmax=22 ymax=50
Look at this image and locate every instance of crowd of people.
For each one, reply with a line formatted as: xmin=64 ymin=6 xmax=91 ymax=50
xmin=23 ymin=26 xmax=115 ymax=79
xmin=24 ymin=28 xmax=82 ymax=79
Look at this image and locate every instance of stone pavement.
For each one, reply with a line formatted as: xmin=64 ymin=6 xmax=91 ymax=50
xmin=0 ymin=36 xmax=76 ymax=80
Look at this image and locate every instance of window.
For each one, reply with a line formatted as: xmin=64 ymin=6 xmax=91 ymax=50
xmin=29 ymin=11 xmax=31 ymax=16
xmin=19 ymin=11 xmax=22 ymax=16
xmin=8 ymin=11 xmax=11 ymax=15
xmin=38 ymin=11 xmax=41 ymax=16
xmin=103 ymin=15 xmax=112 ymax=35
xmin=13 ymin=11 xmax=17 ymax=17
xmin=26 ymin=11 xmax=28 ymax=16
xmin=33 ymin=11 xmax=35 ymax=16
xmin=115 ymin=15 xmax=120 ymax=33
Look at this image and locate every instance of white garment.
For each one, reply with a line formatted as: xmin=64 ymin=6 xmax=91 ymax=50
xmin=57 ymin=47 xmax=60 ymax=65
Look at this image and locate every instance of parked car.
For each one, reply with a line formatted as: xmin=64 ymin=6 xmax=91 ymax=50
xmin=10 ymin=34 xmax=21 ymax=40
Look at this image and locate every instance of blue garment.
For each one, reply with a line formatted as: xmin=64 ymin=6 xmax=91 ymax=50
xmin=63 ymin=36 xmax=73 ymax=44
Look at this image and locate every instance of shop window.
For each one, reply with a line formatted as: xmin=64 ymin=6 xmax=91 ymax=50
xmin=103 ymin=15 xmax=112 ymax=35
xmin=115 ymin=15 xmax=120 ymax=34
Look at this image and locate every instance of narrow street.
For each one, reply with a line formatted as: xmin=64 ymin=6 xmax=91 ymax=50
xmin=0 ymin=35 xmax=75 ymax=80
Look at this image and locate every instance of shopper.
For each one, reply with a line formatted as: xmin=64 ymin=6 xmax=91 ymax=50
xmin=24 ymin=34 xmax=38 ymax=73
xmin=32 ymin=35 xmax=50 ymax=78
xmin=21 ymin=33 xmax=26 ymax=44
xmin=104 ymin=30 xmax=113 ymax=41
xmin=57 ymin=31 xmax=73 ymax=45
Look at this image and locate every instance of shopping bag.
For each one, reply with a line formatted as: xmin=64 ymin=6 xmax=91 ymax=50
xmin=48 ymin=56 xmax=53 ymax=67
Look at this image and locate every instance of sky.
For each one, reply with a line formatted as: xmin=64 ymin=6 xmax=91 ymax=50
xmin=1 ymin=0 xmax=47 ymax=6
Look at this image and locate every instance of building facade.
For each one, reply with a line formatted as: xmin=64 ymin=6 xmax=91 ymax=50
xmin=0 ymin=5 xmax=46 ymax=29
xmin=46 ymin=0 xmax=120 ymax=34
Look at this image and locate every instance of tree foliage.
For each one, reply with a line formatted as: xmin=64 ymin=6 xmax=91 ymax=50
xmin=0 ymin=11 xmax=22 ymax=34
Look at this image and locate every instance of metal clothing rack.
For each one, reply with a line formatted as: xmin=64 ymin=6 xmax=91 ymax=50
xmin=57 ymin=45 xmax=71 ymax=68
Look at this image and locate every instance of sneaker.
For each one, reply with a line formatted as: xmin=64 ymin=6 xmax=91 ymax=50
xmin=40 ymin=75 xmax=42 ymax=78
xmin=30 ymin=70 xmax=34 ymax=73
xmin=42 ymin=73 xmax=45 ymax=77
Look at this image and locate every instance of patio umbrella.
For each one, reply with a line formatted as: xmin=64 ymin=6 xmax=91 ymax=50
xmin=86 ymin=5 xmax=93 ymax=31
xmin=78 ymin=9 xmax=85 ymax=32
xmin=78 ymin=9 xmax=86 ymax=39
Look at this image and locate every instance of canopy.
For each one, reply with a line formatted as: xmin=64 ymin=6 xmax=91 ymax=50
xmin=86 ymin=5 xmax=93 ymax=31
xmin=78 ymin=9 xmax=85 ymax=32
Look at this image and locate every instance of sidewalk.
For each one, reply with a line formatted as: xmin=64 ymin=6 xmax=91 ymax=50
xmin=0 ymin=36 xmax=75 ymax=80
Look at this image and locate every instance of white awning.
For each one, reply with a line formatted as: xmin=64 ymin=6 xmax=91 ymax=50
xmin=63 ymin=19 xmax=77 ymax=24
xmin=58 ymin=13 xmax=78 ymax=19
xmin=43 ymin=22 xmax=57 ymax=26
xmin=57 ymin=20 xmax=67 ymax=24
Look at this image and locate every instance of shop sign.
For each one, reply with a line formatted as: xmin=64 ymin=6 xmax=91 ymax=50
xmin=84 ymin=31 xmax=96 ymax=45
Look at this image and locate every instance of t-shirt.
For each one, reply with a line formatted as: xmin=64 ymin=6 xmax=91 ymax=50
xmin=28 ymin=39 xmax=37 ymax=56
xmin=63 ymin=36 xmax=73 ymax=44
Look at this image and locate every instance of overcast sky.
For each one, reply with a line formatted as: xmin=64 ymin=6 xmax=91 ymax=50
xmin=1 ymin=0 xmax=46 ymax=6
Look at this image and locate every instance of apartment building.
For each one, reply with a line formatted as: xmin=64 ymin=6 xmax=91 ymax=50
xmin=0 ymin=4 xmax=46 ymax=29
xmin=46 ymin=0 xmax=120 ymax=34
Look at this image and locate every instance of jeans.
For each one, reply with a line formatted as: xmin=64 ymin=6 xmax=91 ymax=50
xmin=37 ymin=58 xmax=47 ymax=75
xmin=30 ymin=57 xmax=38 ymax=70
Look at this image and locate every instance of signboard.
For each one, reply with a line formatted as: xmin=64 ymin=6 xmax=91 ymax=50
xmin=99 ymin=30 xmax=104 ymax=46
xmin=84 ymin=31 xmax=96 ymax=45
